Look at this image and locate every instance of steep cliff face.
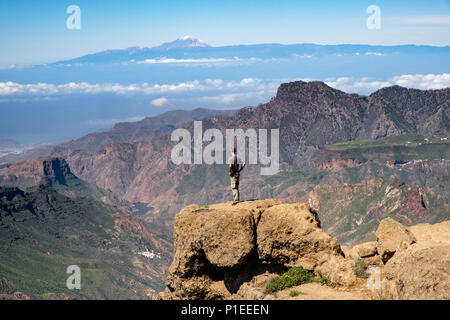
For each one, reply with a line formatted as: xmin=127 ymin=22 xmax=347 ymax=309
xmin=0 ymin=157 xmax=72 ymax=189
xmin=0 ymin=157 xmax=119 ymax=205
xmin=160 ymin=200 xmax=450 ymax=300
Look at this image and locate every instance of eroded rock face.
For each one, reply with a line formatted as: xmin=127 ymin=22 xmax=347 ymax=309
xmin=256 ymin=203 xmax=355 ymax=286
xmin=159 ymin=200 xmax=356 ymax=300
xmin=168 ymin=201 xmax=268 ymax=275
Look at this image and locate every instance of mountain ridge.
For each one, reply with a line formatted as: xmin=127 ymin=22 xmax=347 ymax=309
xmin=155 ymin=35 xmax=211 ymax=50
xmin=50 ymin=39 xmax=450 ymax=66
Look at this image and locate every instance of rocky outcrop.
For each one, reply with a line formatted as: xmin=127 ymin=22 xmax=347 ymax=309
xmin=158 ymin=200 xmax=356 ymax=300
xmin=409 ymin=221 xmax=450 ymax=243
xmin=352 ymin=241 xmax=377 ymax=258
xmin=342 ymin=241 xmax=383 ymax=267
xmin=0 ymin=157 xmax=122 ymax=206
xmin=159 ymin=201 xmax=449 ymax=300
xmin=342 ymin=219 xmax=450 ymax=300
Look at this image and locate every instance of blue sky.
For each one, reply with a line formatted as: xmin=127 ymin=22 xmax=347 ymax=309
xmin=1 ymin=0 xmax=450 ymax=67
xmin=0 ymin=1 xmax=449 ymax=145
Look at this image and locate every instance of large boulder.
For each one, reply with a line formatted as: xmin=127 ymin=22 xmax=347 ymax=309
xmin=347 ymin=241 xmax=382 ymax=267
xmin=378 ymin=220 xmax=450 ymax=300
xmin=352 ymin=241 xmax=377 ymax=258
xmin=376 ymin=218 xmax=416 ymax=262
xmin=256 ymin=203 xmax=355 ymax=286
xmin=162 ymin=200 xmax=281 ymax=299
xmin=380 ymin=240 xmax=450 ymax=300
xmin=170 ymin=204 xmax=255 ymax=271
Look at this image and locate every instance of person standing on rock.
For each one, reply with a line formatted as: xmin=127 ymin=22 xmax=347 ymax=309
xmin=228 ymin=147 xmax=246 ymax=205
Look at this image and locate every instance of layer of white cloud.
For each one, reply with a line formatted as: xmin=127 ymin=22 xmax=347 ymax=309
xmin=292 ymin=54 xmax=313 ymax=59
xmin=151 ymin=97 xmax=169 ymax=107
xmin=0 ymin=78 xmax=268 ymax=97
xmin=133 ymin=56 xmax=288 ymax=66
xmin=365 ymin=52 xmax=385 ymax=56
xmin=197 ymin=90 xmax=268 ymax=105
xmin=137 ymin=57 xmax=231 ymax=64
xmin=0 ymin=80 xmax=205 ymax=96
xmin=391 ymin=73 xmax=450 ymax=89
xmin=0 ymin=74 xmax=448 ymax=104
xmin=325 ymin=73 xmax=450 ymax=93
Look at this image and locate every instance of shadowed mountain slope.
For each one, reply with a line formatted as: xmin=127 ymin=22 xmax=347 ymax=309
xmin=0 ymin=184 xmax=172 ymax=299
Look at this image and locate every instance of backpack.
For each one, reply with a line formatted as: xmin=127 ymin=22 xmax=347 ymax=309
xmin=230 ymin=155 xmax=240 ymax=177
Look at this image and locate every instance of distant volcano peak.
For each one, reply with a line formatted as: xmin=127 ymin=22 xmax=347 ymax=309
xmin=179 ymin=35 xmax=195 ymax=40
xmin=156 ymin=36 xmax=211 ymax=50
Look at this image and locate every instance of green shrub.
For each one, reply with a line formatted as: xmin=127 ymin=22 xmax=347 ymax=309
xmin=289 ymin=290 xmax=300 ymax=297
xmin=314 ymin=270 xmax=334 ymax=287
xmin=265 ymin=267 xmax=314 ymax=293
xmin=354 ymin=258 xmax=369 ymax=278
xmin=265 ymin=267 xmax=336 ymax=294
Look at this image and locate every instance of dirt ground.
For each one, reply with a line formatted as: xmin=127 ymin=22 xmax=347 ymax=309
xmin=265 ymin=280 xmax=374 ymax=300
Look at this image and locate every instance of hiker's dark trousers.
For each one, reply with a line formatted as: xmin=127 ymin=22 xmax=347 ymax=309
xmin=230 ymin=176 xmax=240 ymax=202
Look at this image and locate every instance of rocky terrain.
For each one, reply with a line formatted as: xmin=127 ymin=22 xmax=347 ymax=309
xmin=159 ymin=200 xmax=449 ymax=300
